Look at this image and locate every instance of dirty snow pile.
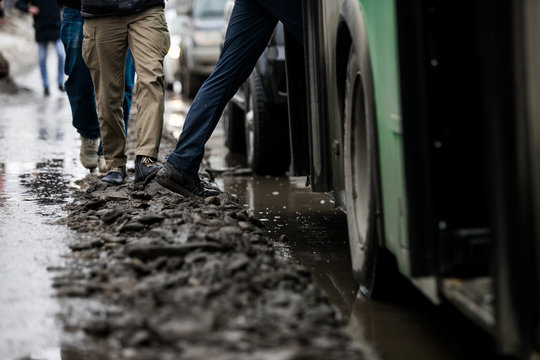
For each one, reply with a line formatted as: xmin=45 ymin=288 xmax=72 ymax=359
xmin=46 ymin=118 xmax=366 ymax=360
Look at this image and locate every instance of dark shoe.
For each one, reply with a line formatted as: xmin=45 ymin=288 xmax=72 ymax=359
xmin=58 ymin=84 xmax=64 ymax=92
xmin=156 ymin=161 xmax=219 ymax=197
xmin=101 ymin=166 xmax=126 ymax=185
xmin=44 ymin=87 xmax=50 ymax=96
xmin=134 ymin=156 xmax=161 ymax=186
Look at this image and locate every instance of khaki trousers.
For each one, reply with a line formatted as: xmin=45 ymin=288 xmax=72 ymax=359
xmin=82 ymin=6 xmax=170 ymax=168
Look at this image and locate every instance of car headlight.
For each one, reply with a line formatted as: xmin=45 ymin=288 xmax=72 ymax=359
xmin=167 ymin=44 xmax=181 ymax=59
xmin=192 ymin=30 xmax=222 ymax=47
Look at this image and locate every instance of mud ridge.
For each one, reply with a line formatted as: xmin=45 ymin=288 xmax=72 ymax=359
xmin=54 ymin=116 xmax=365 ymax=359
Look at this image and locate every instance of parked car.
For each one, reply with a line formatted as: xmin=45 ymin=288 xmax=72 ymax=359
xmin=221 ymin=10 xmax=291 ymax=176
xmin=164 ymin=10 xmax=183 ymax=90
xmin=177 ymin=0 xmax=227 ymax=98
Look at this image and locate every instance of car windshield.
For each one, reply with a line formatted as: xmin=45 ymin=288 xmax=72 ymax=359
xmin=193 ymin=0 xmax=227 ymax=18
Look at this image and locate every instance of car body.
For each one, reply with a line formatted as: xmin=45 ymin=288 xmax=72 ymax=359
xmin=221 ymin=0 xmax=290 ymax=175
xmin=178 ymin=0 xmax=227 ymax=97
xmin=164 ymin=10 xmax=183 ymax=90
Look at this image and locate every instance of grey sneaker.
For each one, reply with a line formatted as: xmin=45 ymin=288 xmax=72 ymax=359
xmin=80 ymin=137 xmax=99 ymax=170
xmin=97 ymin=155 xmax=107 ymax=173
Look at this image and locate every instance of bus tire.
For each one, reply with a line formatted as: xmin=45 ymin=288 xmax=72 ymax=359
xmin=343 ymin=46 xmax=381 ymax=297
xmin=223 ymin=102 xmax=246 ymax=153
xmin=245 ymin=71 xmax=291 ymax=175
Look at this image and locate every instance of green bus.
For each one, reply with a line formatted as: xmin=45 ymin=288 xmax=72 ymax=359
xmin=283 ymin=0 xmax=540 ymax=357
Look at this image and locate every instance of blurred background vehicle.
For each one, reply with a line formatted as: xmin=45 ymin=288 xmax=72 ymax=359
xmin=177 ymin=0 xmax=227 ymax=98
xmin=164 ymin=9 xmax=183 ymax=90
xmin=221 ymin=0 xmax=290 ymax=176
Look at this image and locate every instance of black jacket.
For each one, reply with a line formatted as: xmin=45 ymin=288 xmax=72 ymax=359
xmin=80 ymin=0 xmax=164 ymax=18
xmin=15 ymin=0 xmax=62 ymax=43
xmin=57 ymin=0 xmax=80 ymax=9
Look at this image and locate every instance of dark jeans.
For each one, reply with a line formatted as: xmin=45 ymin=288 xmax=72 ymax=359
xmin=60 ymin=6 xmax=135 ymax=143
xmin=167 ymin=0 xmax=302 ymax=174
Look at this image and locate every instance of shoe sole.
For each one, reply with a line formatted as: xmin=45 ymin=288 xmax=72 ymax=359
xmin=80 ymin=157 xmax=98 ymax=170
xmin=101 ymin=178 xmax=124 ymax=185
xmin=134 ymin=168 xmax=161 ymax=187
xmin=80 ymin=160 xmax=98 ymax=170
xmin=155 ymin=175 xmax=194 ymax=197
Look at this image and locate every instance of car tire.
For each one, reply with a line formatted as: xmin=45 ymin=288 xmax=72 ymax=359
xmin=180 ymin=55 xmax=200 ymax=99
xmin=344 ymin=45 xmax=394 ymax=299
xmin=245 ymin=71 xmax=290 ymax=175
xmin=223 ymin=101 xmax=246 ymax=153
xmin=181 ymin=72 xmax=200 ymax=99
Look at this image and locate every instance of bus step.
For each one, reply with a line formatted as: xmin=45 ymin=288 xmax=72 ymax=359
xmin=441 ymin=277 xmax=495 ymax=335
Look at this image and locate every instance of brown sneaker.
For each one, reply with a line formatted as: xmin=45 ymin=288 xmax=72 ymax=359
xmin=134 ymin=156 xmax=161 ymax=186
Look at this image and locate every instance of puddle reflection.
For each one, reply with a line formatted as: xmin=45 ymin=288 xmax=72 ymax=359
xmin=164 ymin=93 xmax=190 ymax=139
xmin=221 ymin=175 xmax=358 ymax=314
xmin=220 ymin=174 xmax=495 ymax=360
xmin=19 ymin=159 xmax=72 ymax=206
xmin=0 ymin=163 xmax=5 ymax=206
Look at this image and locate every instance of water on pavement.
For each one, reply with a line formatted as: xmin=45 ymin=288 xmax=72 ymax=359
xmin=0 ymin=58 xmax=86 ymax=359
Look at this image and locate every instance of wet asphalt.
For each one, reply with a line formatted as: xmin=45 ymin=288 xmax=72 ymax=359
xmin=0 ymin=59 xmax=86 ymax=359
xmin=0 ymin=60 xmax=494 ymax=359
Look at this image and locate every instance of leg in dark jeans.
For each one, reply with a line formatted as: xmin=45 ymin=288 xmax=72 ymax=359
xmin=61 ymin=6 xmax=100 ymax=140
xmin=167 ymin=0 xmax=302 ymax=174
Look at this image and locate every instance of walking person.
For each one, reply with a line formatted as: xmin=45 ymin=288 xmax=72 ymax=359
xmin=81 ymin=0 xmax=170 ymax=186
xmin=156 ymin=0 xmax=303 ymax=197
xmin=15 ymin=0 xmax=65 ymax=96
xmin=58 ymin=0 xmax=135 ymax=171
xmin=0 ymin=0 xmax=5 ymax=26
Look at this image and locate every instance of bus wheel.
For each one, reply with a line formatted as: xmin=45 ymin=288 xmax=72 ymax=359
xmin=223 ymin=101 xmax=246 ymax=154
xmin=343 ymin=47 xmax=380 ymax=297
xmin=245 ymin=71 xmax=291 ymax=175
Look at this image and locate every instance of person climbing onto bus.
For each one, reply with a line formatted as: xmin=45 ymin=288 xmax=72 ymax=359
xmin=155 ymin=0 xmax=303 ymax=197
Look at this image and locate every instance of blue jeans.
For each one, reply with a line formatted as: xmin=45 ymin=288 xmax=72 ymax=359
xmin=37 ymin=39 xmax=65 ymax=90
xmin=60 ymin=6 xmax=135 ymax=142
xmin=167 ymin=0 xmax=302 ymax=174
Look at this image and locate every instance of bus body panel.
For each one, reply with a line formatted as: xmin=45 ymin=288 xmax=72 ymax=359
xmin=357 ymin=0 xmax=409 ymax=273
xmin=293 ymin=0 xmax=540 ymax=356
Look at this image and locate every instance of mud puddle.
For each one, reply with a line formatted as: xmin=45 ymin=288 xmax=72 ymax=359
xmin=215 ymin=174 xmax=496 ymax=360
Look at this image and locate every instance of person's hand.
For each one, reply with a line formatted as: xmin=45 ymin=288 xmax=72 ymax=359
xmin=28 ymin=5 xmax=39 ymax=15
